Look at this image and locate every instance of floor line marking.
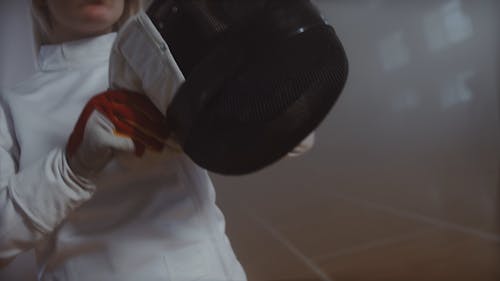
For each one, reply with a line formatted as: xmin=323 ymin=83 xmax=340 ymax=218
xmin=313 ymin=230 xmax=434 ymax=261
xmin=241 ymin=207 xmax=335 ymax=281
xmin=332 ymin=192 xmax=500 ymax=243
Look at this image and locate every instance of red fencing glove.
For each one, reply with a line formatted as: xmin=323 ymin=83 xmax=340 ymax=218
xmin=66 ymin=90 xmax=170 ymax=178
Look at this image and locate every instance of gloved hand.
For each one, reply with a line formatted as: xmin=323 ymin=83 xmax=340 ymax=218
xmin=288 ymin=133 xmax=315 ymax=157
xmin=66 ymin=90 xmax=169 ymax=178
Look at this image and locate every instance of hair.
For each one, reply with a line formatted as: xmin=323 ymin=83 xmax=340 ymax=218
xmin=31 ymin=0 xmax=143 ymax=45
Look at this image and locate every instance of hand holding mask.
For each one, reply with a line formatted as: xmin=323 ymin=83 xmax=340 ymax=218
xmin=110 ymin=0 xmax=348 ymax=175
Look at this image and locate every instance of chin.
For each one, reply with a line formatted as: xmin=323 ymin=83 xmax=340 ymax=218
xmin=80 ymin=4 xmax=122 ymax=26
xmin=78 ymin=16 xmax=120 ymax=34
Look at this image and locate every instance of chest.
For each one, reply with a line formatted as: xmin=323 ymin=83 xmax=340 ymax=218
xmin=6 ymin=67 xmax=109 ymax=167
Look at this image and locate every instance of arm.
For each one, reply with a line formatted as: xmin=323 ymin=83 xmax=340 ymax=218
xmin=0 ymin=99 xmax=95 ymax=267
xmin=0 ymin=90 xmax=169 ymax=266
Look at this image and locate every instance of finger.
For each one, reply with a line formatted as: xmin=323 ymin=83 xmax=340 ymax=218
xmin=104 ymin=90 xmax=166 ymax=121
xmin=93 ymin=99 xmax=167 ymax=148
xmin=100 ymin=90 xmax=170 ymax=139
xmin=109 ymin=102 xmax=170 ymax=139
xmin=132 ymin=139 xmax=146 ymax=157
xmin=92 ymin=91 xmax=169 ymax=151
xmin=100 ymin=128 xmax=136 ymax=153
xmin=96 ymin=117 xmax=153 ymax=157
xmin=111 ymin=117 xmax=166 ymax=152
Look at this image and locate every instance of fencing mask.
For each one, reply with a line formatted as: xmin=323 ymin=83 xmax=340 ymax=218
xmin=110 ymin=0 xmax=348 ymax=175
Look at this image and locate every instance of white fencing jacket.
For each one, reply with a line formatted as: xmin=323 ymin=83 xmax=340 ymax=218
xmin=0 ymin=32 xmax=246 ymax=281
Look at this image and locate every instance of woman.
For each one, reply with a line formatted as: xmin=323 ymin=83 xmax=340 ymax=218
xmin=0 ymin=0 xmax=247 ymax=280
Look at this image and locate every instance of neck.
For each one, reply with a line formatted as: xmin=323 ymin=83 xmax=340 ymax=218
xmin=48 ymin=25 xmax=113 ymax=44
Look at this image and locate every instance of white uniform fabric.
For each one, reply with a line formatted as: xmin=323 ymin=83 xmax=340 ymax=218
xmin=109 ymin=11 xmax=183 ymax=117
xmin=0 ymin=32 xmax=246 ymax=281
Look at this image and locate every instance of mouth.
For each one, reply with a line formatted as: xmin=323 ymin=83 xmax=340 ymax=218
xmin=80 ymin=0 xmax=108 ymax=6
xmin=78 ymin=0 xmax=113 ymax=19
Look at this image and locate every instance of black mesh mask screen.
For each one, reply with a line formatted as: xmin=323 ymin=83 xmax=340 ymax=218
xmin=147 ymin=0 xmax=349 ymax=175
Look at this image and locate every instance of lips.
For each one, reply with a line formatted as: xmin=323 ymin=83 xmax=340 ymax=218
xmin=79 ymin=0 xmax=113 ymax=10
xmin=82 ymin=0 xmax=105 ymax=3
xmin=80 ymin=0 xmax=109 ymax=6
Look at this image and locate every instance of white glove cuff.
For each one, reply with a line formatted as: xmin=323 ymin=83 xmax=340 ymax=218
xmin=109 ymin=11 xmax=185 ymax=116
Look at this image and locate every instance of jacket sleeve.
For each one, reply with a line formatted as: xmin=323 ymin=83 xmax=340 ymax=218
xmin=0 ymin=100 xmax=96 ymax=264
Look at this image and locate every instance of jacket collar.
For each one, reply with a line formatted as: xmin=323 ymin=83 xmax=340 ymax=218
xmin=38 ymin=33 xmax=117 ymax=71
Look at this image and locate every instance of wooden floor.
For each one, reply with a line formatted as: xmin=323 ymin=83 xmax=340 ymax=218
xmin=212 ymin=158 xmax=500 ymax=281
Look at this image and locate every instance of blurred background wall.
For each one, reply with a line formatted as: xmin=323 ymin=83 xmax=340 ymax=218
xmin=1 ymin=0 xmax=499 ymax=280
xmin=0 ymin=1 xmax=38 ymax=280
xmin=0 ymin=0 xmax=36 ymax=90
xmin=213 ymin=0 xmax=500 ymax=280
